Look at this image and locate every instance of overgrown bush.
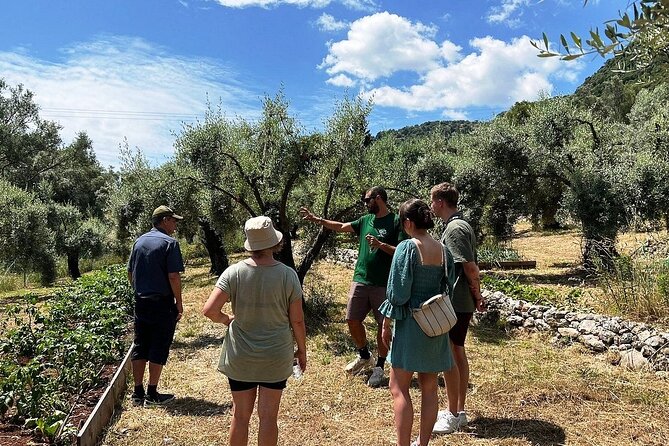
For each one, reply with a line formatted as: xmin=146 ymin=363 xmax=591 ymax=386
xmin=0 ymin=265 xmax=133 ymax=443
xmin=303 ymin=273 xmax=337 ymax=330
xmin=595 ymin=255 xmax=669 ymax=320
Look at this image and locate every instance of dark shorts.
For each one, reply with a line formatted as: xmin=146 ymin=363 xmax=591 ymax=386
xmin=449 ymin=312 xmax=473 ymax=347
xmin=346 ymin=282 xmax=385 ymax=325
xmin=131 ymin=298 xmax=178 ymax=365
xmin=228 ymin=378 xmax=288 ymax=392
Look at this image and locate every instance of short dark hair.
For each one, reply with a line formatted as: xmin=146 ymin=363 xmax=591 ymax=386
xmin=430 ymin=182 xmax=459 ymax=208
xmin=367 ymin=186 xmax=388 ymax=202
xmin=399 ymin=199 xmax=434 ymax=230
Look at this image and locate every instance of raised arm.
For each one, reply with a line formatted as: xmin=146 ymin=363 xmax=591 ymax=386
xmin=299 ymin=206 xmax=354 ymax=233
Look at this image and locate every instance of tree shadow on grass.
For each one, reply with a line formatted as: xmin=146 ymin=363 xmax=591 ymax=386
xmin=171 ymin=333 xmax=222 ymax=350
xmin=468 ymin=416 xmax=565 ymax=446
xmin=162 ymin=396 xmax=232 ymax=417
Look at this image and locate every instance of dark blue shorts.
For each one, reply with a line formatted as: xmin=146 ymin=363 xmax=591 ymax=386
xmin=131 ymin=298 xmax=178 ymax=365
xmin=228 ymin=378 xmax=287 ymax=392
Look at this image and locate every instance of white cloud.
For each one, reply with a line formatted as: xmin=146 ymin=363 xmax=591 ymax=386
xmin=326 ymin=73 xmax=356 ymax=87
xmin=442 ymin=109 xmax=469 ymax=120
xmin=316 ymin=13 xmax=348 ymax=32
xmin=325 ymin=29 xmax=583 ymax=113
xmin=0 ymin=36 xmax=259 ymax=167
xmin=440 ymin=41 xmax=463 ymax=63
xmin=212 ymin=0 xmax=376 ymax=10
xmin=320 ymin=12 xmax=445 ymax=81
xmin=486 ymin=0 xmax=531 ymax=27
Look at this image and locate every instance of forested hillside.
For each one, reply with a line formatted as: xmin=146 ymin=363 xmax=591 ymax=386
xmin=374 ymin=120 xmax=477 ymax=140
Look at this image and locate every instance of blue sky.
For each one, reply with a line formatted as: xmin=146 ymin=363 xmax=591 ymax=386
xmin=0 ymin=0 xmax=628 ymax=167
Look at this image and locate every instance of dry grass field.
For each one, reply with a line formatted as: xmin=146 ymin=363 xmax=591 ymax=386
xmin=100 ymin=228 xmax=669 ymax=446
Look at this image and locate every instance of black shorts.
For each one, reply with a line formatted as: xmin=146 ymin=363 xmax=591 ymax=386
xmin=131 ymin=298 xmax=178 ymax=365
xmin=228 ymin=378 xmax=288 ymax=392
xmin=449 ymin=312 xmax=473 ymax=347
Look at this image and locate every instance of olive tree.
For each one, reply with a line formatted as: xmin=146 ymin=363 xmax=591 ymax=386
xmin=0 ymin=179 xmax=56 ymax=284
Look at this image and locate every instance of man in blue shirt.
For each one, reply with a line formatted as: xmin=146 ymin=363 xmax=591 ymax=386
xmin=127 ymin=205 xmax=185 ymax=406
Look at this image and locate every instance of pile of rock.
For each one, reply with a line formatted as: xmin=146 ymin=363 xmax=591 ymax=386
xmin=329 ymin=248 xmax=357 ymax=269
xmin=480 ymin=290 xmax=669 ymax=376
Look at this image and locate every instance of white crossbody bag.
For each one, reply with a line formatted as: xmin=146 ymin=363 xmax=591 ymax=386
xmin=411 ymin=246 xmax=457 ymax=337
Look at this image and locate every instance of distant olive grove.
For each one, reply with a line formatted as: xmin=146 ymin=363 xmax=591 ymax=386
xmin=1 ymin=70 xmax=669 ymax=285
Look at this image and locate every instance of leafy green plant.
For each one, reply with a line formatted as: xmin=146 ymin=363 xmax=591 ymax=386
xmin=477 ymin=240 xmax=522 ymax=265
xmin=482 ymin=275 xmax=560 ymax=305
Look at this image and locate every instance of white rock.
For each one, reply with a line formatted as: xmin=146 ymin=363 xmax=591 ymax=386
xmin=558 ymin=328 xmax=580 ymax=339
xmin=620 ymin=349 xmax=650 ymax=371
xmin=580 ymin=335 xmax=606 ymax=352
xmin=578 ymin=319 xmax=598 ymax=334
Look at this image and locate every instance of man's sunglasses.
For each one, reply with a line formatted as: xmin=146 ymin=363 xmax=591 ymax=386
xmin=362 ymin=196 xmax=376 ymax=204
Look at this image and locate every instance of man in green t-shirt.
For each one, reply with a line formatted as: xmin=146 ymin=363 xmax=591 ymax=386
xmin=300 ymin=186 xmax=404 ymax=387
xmin=430 ymin=182 xmax=486 ymax=434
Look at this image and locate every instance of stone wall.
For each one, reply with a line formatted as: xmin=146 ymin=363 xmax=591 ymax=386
xmin=479 ymin=290 xmax=669 ymax=376
xmin=326 ymin=248 xmax=669 ymax=377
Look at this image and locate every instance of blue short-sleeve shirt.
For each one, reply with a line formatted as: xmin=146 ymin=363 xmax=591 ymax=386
xmin=128 ymin=228 xmax=185 ymax=298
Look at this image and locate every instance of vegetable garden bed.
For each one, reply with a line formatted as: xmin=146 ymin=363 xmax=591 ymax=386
xmin=0 ymin=266 xmax=133 ymax=445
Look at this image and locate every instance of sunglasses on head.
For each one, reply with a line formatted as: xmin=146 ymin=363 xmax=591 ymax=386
xmin=362 ymin=196 xmax=376 ymax=204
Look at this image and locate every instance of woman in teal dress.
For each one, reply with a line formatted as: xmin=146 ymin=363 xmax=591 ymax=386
xmin=380 ymin=199 xmax=456 ymax=446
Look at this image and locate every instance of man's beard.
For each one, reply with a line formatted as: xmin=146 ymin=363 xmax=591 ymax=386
xmin=367 ymin=203 xmax=379 ymax=214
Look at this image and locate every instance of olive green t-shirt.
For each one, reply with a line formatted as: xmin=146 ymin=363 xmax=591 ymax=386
xmin=350 ymin=213 xmax=405 ymax=287
xmin=441 ymin=213 xmax=477 ymax=313
xmin=215 ymin=260 xmax=302 ymax=382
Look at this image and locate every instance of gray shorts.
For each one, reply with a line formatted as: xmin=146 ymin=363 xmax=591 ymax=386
xmin=346 ymin=282 xmax=386 ymax=325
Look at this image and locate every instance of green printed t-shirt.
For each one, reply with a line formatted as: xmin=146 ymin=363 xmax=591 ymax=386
xmin=441 ymin=213 xmax=477 ymax=313
xmin=350 ymin=213 xmax=405 ymax=287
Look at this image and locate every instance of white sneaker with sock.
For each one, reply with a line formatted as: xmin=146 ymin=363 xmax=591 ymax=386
xmin=433 ymin=410 xmax=460 ymax=434
xmin=344 ymin=355 xmax=374 ymax=375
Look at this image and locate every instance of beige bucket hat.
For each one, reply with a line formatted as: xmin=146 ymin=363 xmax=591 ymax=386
xmin=243 ymin=216 xmax=283 ymax=251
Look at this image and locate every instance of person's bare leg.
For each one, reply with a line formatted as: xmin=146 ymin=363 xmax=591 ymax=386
xmin=347 ymin=319 xmax=368 ymax=349
xmin=257 ymin=387 xmax=283 ymax=446
xmin=452 ymin=344 xmax=469 ymax=411
xmin=229 ymin=388 xmax=257 ymax=446
xmin=417 ymin=372 xmax=438 ymax=446
xmin=442 ymin=363 xmax=460 ymax=415
xmin=376 ymin=321 xmax=388 ymax=358
xmin=132 ymin=359 xmax=147 ymax=387
xmin=390 ymin=367 xmax=414 ymax=446
xmin=147 ymin=362 xmax=164 ymax=386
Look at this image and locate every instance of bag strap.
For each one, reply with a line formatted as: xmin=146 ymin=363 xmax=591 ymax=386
xmin=441 ymin=245 xmax=459 ymax=296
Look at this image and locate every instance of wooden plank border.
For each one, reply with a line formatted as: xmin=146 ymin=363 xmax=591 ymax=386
xmin=478 ymin=260 xmax=537 ymax=270
xmin=77 ymin=346 xmax=133 ymax=446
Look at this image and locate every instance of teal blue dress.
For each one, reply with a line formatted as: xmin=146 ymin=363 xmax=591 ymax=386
xmin=379 ymin=239 xmax=456 ymax=373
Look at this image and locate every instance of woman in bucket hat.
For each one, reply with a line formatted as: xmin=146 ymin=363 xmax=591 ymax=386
xmin=203 ymin=216 xmax=306 ymax=446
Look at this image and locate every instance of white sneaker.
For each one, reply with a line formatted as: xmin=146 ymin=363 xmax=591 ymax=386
xmin=344 ymin=355 xmax=374 ymax=375
xmin=433 ymin=410 xmax=459 ymax=434
xmin=457 ymin=411 xmax=468 ymax=428
xmin=367 ymin=366 xmax=384 ymax=387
